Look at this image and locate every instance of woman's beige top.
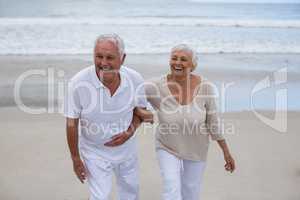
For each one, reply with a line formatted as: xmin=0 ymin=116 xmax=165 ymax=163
xmin=145 ymin=76 xmax=224 ymax=161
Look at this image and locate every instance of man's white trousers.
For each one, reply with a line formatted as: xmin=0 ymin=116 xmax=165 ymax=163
xmin=83 ymin=155 xmax=139 ymax=200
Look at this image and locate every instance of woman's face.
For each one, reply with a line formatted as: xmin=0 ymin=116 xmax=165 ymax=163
xmin=169 ymin=50 xmax=194 ymax=77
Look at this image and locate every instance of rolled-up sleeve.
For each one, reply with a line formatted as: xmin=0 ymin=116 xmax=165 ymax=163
xmin=144 ymin=79 xmax=161 ymax=111
xmin=134 ymin=75 xmax=148 ymax=108
xmin=205 ymin=82 xmax=224 ymax=141
xmin=64 ymin=81 xmax=81 ymax=119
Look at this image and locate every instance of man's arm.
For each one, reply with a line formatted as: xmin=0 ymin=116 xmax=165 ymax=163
xmin=104 ymin=111 xmax=145 ymax=147
xmin=66 ymin=118 xmax=87 ymax=183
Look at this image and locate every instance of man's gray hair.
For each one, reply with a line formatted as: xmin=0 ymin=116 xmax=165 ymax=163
xmin=94 ymin=33 xmax=125 ymax=56
xmin=171 ymin=44 xmax=198 ymax=69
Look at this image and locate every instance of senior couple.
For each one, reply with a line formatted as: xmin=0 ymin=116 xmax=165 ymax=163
xmin=65 ymin=33 xmax=235 ymax=200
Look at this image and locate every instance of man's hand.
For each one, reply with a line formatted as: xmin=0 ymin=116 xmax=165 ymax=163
xmin=105 ymin=112 xmax=143 ymax=147
xmin=104 ymin=131 xmax=133 ymax=147
xmin=72 ymin=157 xmax=87 ymax=183
xmin=224 ymin=152 xmax=235 ymax=173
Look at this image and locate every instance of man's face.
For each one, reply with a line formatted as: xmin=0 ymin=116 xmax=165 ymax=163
xmin=94 ymin=40 xmax=125 ymax=84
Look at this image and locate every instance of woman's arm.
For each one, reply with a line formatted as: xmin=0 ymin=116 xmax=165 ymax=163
xmin=217 ymin=139 xmax=236 ymax=173
xmin=204 ymin=82 xmax=235 ymax=173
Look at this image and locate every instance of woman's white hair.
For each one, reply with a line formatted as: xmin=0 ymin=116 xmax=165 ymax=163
xmin=171 ymin=44 xmax=198 ymax=69
xmin=94 ymin=33 xmax=125 ymax=56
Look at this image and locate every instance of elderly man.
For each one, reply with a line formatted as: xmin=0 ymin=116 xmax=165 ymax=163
xmin=65 ymin=34 xmax=151 ymax=200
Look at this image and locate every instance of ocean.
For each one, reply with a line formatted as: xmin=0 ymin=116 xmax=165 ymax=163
xmin=0 ymin=0 xmax=300 ymax=55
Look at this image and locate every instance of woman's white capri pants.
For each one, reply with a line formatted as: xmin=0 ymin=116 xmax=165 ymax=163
xmin=157 ymin=149 xmax=206 ymax=200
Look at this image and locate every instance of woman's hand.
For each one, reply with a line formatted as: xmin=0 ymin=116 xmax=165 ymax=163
xmin=224 ymin=152 xmax=235 ymax=173
xmin=216 ymin=139 xmax=236 ymax=173
xmin=134 ymin=107 xmax=154 ymax=123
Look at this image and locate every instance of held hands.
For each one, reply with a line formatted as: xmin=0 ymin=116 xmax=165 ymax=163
xmin=72 ymin=157 xmax=88 ymax=183
xmin=223 ymin=152 xmax=235 ymax=173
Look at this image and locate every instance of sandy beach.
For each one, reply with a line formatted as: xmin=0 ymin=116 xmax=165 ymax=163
xmin=0 ymin=54 xmax=300 ymax=200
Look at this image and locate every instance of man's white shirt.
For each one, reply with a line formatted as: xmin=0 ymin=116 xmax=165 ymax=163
xmin=65 ymin=65 xmax=147 ymax=162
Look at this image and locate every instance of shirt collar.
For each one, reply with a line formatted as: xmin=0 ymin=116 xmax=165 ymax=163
xmin=89 ymin=65 xmax=128 ymax=91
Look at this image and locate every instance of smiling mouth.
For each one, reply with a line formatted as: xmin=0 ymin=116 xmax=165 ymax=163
xmin=98 ymin=66 xmax=114 ymax=72
xmin=173 ymin=66 xmax=183 ymax=71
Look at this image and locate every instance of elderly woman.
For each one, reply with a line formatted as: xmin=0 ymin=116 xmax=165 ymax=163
xmin=135 ymin=44 xmax=235 ymax=200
